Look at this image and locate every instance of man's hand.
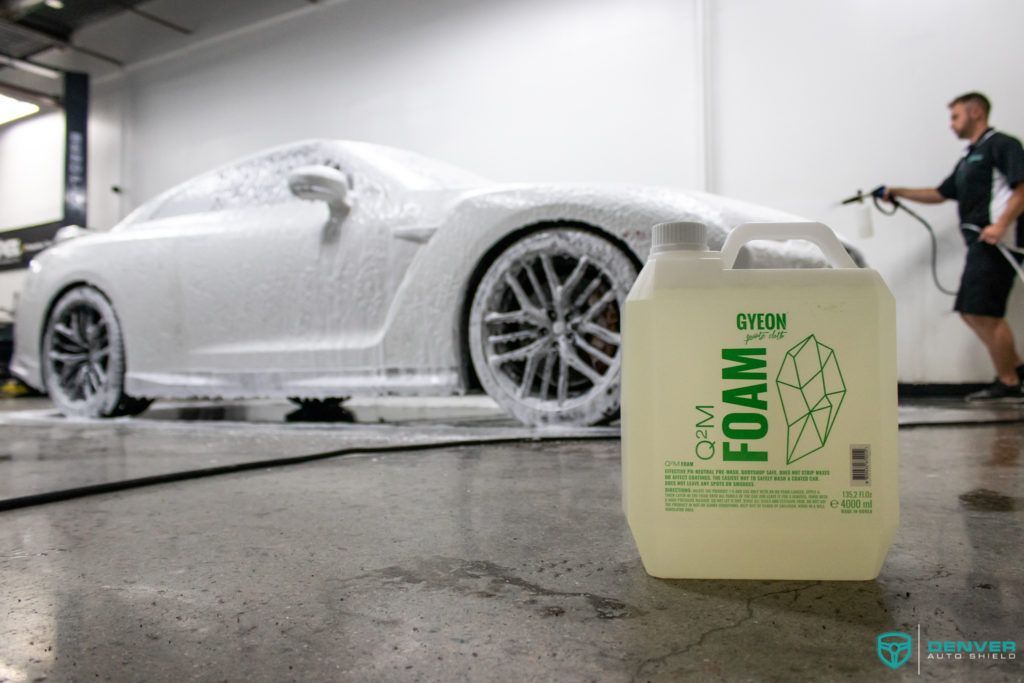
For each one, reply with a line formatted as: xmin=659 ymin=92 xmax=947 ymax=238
xmin=880 ymin=187 xmax=945 ymax=204
xmin=980 ymin=223 xmax=1008 ymax=245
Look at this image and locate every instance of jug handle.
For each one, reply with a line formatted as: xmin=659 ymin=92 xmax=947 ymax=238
xmin=719 ymin=222 xmax=858 ymax=270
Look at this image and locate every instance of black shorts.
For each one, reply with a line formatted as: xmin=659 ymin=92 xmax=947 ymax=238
xmin=954 ymin=230 xmax=1023 ymax=318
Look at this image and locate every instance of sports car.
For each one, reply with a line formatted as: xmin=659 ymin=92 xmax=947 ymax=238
xmin=11 ymin=140 xmax=857 ymax=425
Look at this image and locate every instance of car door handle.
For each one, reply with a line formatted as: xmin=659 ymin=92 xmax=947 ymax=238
xmin=391 ymin=225 xmax=438 ymax=244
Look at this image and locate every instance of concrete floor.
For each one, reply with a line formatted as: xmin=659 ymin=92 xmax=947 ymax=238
xmin=0 ymin=397 xmax=1021 ymax=682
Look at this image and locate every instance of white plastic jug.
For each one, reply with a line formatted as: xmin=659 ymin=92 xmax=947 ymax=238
xmin=622 ymin=221 xmax=898 ymax=580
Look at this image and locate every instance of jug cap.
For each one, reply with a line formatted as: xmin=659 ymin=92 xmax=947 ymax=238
xmin=652 ymin=221 xmax=707 ymax=253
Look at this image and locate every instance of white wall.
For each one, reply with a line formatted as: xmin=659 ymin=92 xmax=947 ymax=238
xmin=0 ymin=111 xmax=64 ymax=229
xmin=710 ymin=0 xmax=1024 ymax=382
xmin=112 ymin=0 xmax=702 ymax=206
xmin=0 ymin=111 xmax=64 ymax=320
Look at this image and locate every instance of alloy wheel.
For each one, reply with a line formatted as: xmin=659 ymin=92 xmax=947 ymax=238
xmin=469 ymin=229 xmax=636 ymax=426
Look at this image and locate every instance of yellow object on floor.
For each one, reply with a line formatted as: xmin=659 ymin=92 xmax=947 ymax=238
xmin=1 ymin=379 xmax=32 ymax=397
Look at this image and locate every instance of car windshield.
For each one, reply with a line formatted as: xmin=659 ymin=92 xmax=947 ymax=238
xmin=344 ymin=142 xmax=488 ymax=191
xmin=116 ymin=140 xmax=488 ymax=229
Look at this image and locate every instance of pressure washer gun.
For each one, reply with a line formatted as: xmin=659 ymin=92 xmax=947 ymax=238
xmin=839 ymin=185 xmax=960 ymax=294
xmin=839 ymin=186 xmax=899 ymax=239
xmin=840 ymin=185 xmax=1024 ymax=294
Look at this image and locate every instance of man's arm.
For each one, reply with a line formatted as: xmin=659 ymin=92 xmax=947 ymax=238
xmin=882 ymin=187 xmax=947 ymax=204
xmin=980 ymin=184 xmax=1024 ymax=245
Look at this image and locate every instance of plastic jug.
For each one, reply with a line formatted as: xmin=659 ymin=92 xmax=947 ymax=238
xmin=621 ymin=221 xmax=898 ymax=580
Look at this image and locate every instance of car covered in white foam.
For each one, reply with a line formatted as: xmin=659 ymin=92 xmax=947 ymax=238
xmin=11 ymin=140 xmax=861 ymax=425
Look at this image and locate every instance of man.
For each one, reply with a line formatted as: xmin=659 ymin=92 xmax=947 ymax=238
xmin=884 ymin=92 xmax=1024 ymax=402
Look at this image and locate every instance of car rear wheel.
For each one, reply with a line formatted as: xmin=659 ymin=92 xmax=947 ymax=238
xmin=468 ymin=228 xmax=638 ymax=426
xmin=42 ymin=286 xmax=151 ymax=418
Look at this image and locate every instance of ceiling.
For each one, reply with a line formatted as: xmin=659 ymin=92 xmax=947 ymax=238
xmin=0 ymin=0 xmax=322 ymax=105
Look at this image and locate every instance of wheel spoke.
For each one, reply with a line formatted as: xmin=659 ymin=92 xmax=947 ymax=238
xmin=580 ymin=290 xmax=617 ymax=322
xmin=488 ymin=330 xmax=541 ymax=346
xmin=489 ymin=337 xmax=549 ymax=367
xmin=517 ymin=343 xmax=546 ymax=398
xmin=563 ymin=346 xmax=604 ymax=385
xmin=54 ymin=322 xmax=86 ymax=350
xmin=523 ymin=261 xmax=550 ymax=310
xmin=556 ymin=349 xmax=569 ymax=405
xmin=58 ymin=360 xmax=84 ymax=385
xmin=578 ymin=322 xmax=621 ymax=347
xmin=72 ymin=364 xmax=91 ymax=398
xmin=539 ymin=349 xmax=557 ymax=401
xmin=73 ymin=310 xmax=90 ymax=346
xmin=560 ymin=257 xmax=590 ymax=304
xmin=484 ymin=310 xmax=541 ymax=327
xmin=48 ymin=351 xmax=88 ymax=364
xmin=575 ymin=336 xmax=616 ymax=367
xmin=571 ymin=278 xmax=604 ymax=310
xmin=91 ymin=361 xmax=108 ymax=385
xmin=540 ymin=254 xmax=561 ymax=304
xmin=503 ymin=273 xmax=543 ymax=318
xmin=85 ymin=366 xmax=100 ymax=397
xmin=86 ymin=321 xmax=107 ymax=347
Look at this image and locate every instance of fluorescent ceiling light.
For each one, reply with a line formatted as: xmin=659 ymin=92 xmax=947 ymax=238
xmin=8 ymin=0 xmax=62 ymax=11
xmin=0 ymin=54 xmax=60 ymax=79
xmin=0 ymin=92 xmax=40 ymax=126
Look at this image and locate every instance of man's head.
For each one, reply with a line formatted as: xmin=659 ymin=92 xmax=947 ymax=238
xmin=948 ymin=92 xmax=991 ymax=140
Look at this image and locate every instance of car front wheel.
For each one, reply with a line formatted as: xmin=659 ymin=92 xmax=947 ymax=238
xmin=42 ymin=286 xmax=151 ymax=418
xmin=468 ymin=228 xmax=638 ymax=426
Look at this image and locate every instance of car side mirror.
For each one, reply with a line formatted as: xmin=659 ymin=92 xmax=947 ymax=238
xmin=288 ymin=165 xmax=350 ymax=215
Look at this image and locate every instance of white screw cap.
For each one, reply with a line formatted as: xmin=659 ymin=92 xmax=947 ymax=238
xmin=651 ymin=221 xmax=708 ymax=253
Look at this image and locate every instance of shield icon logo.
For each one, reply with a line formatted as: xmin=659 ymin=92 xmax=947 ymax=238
xmin=877 ymin=632 xmax=913 ymax=670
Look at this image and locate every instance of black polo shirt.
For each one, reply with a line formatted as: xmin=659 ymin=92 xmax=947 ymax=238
xmin=938 ymin=128 xmax=1024 ymax=248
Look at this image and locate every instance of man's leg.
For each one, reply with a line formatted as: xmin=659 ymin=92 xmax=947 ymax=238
xmin=960 ymin=313 xmax=1023 ymax=385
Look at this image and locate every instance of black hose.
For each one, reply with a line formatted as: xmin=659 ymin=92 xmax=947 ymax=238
xmin=0 ymin=434 xmax=619 ymax=513
xmin=873 ymin=196 xmax=958 ymax=296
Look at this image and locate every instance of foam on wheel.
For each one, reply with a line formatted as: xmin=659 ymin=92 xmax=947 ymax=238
xmin=42 ymin=286 xmax=150 ymax=418
xmin=468 ymin=228 xmax=637 ymax=426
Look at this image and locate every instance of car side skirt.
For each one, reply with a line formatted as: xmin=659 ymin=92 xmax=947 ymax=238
xmin=125 ymin=367 xmax=465 ymax=400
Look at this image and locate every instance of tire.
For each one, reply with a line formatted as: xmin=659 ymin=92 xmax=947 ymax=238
xmin=41 ymin=286 xmax=152 ymax=418
xmin=468 ymin=228 xmax=638 ymax=426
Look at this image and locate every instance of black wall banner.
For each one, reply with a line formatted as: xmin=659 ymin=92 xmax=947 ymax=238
xmin=63 ymin=71 xmax=89 ymax=228
xmin=0 ymin=221 xmax=64 ymax=272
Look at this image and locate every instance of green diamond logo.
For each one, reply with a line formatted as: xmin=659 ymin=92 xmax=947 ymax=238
xmin=775 ymin=335 xmax=845 ymax=464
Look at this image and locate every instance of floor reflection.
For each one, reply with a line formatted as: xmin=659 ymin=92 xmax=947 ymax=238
xmin=958 ymin=488 xmax=1016 ymax=511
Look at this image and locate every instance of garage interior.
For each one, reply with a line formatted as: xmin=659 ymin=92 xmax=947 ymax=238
xmin=1 ymin=1 xmax=1023 ymax=681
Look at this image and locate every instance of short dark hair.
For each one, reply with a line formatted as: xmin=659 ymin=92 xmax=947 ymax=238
xmin=949 ymin=92 xmax=991 ymax=117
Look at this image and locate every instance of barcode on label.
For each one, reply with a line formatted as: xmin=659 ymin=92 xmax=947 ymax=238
xmin=851 ymin=445 xmax=871 ymax=486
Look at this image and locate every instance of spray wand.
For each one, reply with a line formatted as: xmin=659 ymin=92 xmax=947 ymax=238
xmin=841 ymin=186 xmax=960 ymax=295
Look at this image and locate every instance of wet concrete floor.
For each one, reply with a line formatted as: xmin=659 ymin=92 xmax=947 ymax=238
xmin=0 ymin=397 xmax=1021 ymax=681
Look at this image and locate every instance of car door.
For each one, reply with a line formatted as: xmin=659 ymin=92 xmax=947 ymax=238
xmin=170 ymin=144 xmax=380 ymax=379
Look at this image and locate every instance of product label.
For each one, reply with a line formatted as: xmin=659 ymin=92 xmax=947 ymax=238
xmin=664 ymin=309 xmax=872 ymax=515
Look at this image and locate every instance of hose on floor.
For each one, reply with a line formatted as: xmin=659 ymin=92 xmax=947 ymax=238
xmin=0 ymin=434 xmax=618 ymax=513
